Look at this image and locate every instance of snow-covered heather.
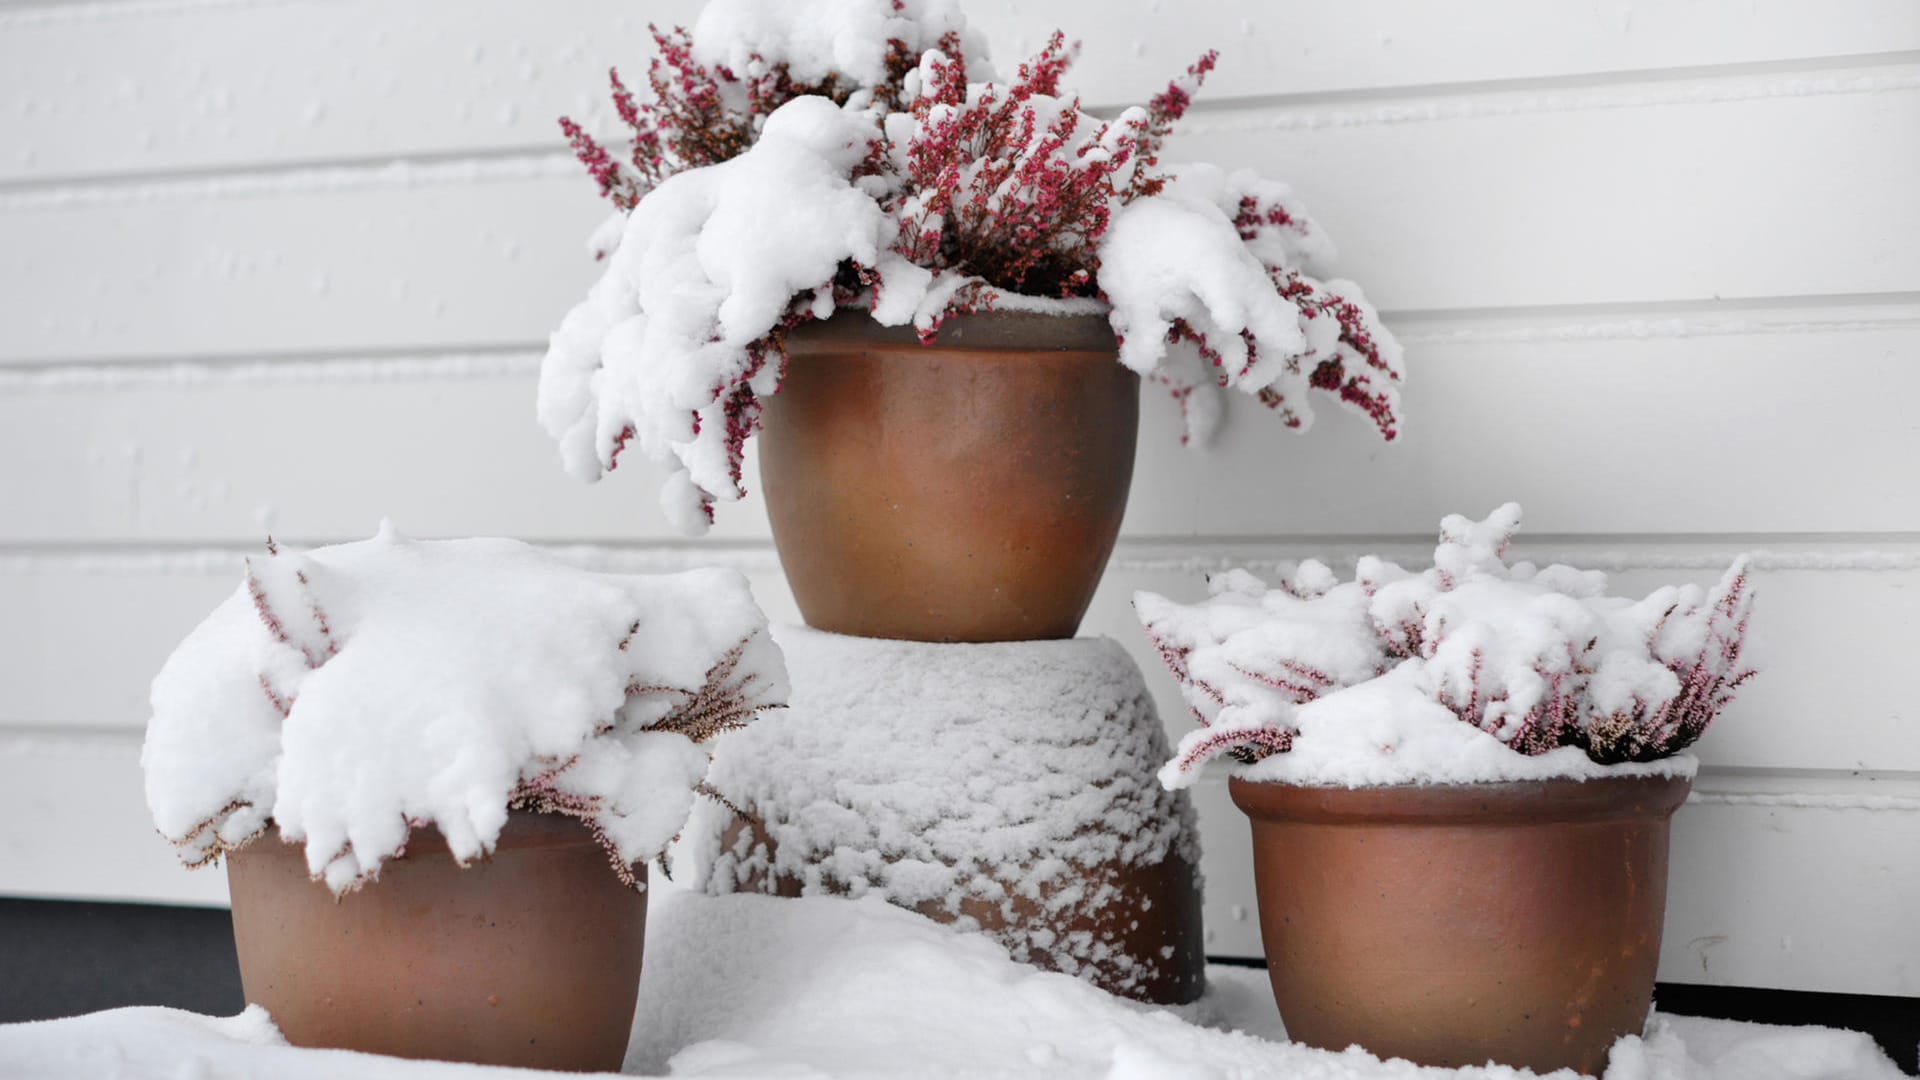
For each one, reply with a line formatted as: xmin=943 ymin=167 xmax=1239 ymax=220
xmin=1138 ymin=505 xmax=1755 ymax=789
xmin=542 ymin=0 xmax=1403 ymax=534
xmin=142 ymin=525 xmax=787 ymax=893
xmin=0 ymin=889 xmax=1901 ymax=1079
xmin=691 ymin=625 xmax=1197 ymax=996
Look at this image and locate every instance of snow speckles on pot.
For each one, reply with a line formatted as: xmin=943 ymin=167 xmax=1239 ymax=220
xmin=142 ymin=529 xmax=787 ymax=893
xmin=692 ymin=625 xmax=1201 ymax=999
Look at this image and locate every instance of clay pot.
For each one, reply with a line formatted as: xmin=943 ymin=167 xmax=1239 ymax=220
xmin=1230 ymin=773 xmax=1692 ymax=1075
xmin=227 ymin=811 xmax=646 ymax=1071
xmin=698 ymin=628 xmax=1205 ymax=1003
xmin=760 ymin=310 xmax=1137 ymax=642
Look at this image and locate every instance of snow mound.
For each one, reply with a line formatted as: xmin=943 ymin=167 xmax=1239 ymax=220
xmin=692 ymin=625 xmax=1200 ymax=997
xmin=142 ymin=527 xmax=787 ymax=893
xmin=1139 ymin=504 xmax=1754 ymax=789
xmin=0 ymin=892 xmax=1902 ymax=1079
xmin=690 ymin=0 xmax=992 ymax=89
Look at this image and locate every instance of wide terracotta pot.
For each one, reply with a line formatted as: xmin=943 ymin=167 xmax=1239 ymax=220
xmin=761 ymin=309 xmax=1138 ymax=642
xmin=227 ymin=811 xmax=646 ymax=1072
xmin=1230 ymin=772 xmax=1692 ymax=1075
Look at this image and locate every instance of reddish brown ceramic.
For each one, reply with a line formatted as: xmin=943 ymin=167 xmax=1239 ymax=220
xmin=227 ymin=811 xmax=646 ymax=1071
xmin=760 ymin=310 xmax=1138 ymax=642
xmin=1230 ymin=773 xmax=1692 ymax=1075
xmin=718 ymin=814 xmax=1206 ymax=1004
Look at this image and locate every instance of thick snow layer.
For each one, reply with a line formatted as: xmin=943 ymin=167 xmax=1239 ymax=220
xmin=0 ymin=889 xmax=1902 ymax=1079
xmin=1139 ymin=505 xmax=1752 ymax=789
xmin=692 ymin=625 xmax=1198 ymax=993
xmin=142 ymin=527 xmax=787 ymax=893
xmin=537 ymin=95 xmax=889 ymax=535
xmin=690 ymin=0 xmax=991 ymax=88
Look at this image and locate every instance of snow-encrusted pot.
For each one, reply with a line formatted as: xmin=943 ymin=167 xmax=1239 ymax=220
xmin=697 ymin=628 xmax=1206 ymax=1004
xmin=760 ymin=308 xmax=1136 ymax=642
xmin=1229 ymin=772 xmax=1692 ymax=1075
xmin=227 ymin=811 xmax=646 ymax=1071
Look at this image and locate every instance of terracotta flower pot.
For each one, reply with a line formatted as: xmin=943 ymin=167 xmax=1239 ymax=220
xmin=1230 ymin=773 xmax=1692 ymax=1075
xmin=226 ymin=811 xmax=646 ymax=1071
xmin=760 ymin=309 xmax=1138 ymax=642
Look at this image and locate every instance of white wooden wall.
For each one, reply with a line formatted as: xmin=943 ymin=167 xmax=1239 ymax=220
xmin=2 ymin=0 xmax=1916 ymax=999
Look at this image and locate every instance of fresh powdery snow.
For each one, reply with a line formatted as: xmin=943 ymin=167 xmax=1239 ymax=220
xmin=690 ymin=0 xmax=991 ymax=89
xmin=690 ymin=625 xmax=1197 ymax=995
xmin=1139 ymin=505 xmax=1753 ymax=789
xmin=0 ymin=886 xmax=1903 ymax=1080
xmin=141 ymin=525 xmax=787 ymax=892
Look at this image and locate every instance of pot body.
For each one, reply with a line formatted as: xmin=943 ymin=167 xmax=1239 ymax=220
xmin=718 ymin=813 xmax=1207 ymax=1005
xmin=227 ymin=812 xmax=646 ymax=1072
xmin=1229 ymin=773 xmax=1692 ymax=1075
xmin=760 ymin=310 xmax=1138 ymax=642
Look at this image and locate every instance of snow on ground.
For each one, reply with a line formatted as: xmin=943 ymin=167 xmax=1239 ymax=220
xmin=0 ymin=884 xmax=1902 ymax=1079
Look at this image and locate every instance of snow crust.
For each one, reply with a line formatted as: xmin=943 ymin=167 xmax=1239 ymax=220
xmin=142 ymin=527 xmax=786 ymax=893
xmin=0 ymin=890 xmax=1902 ymax=1079
xmin=690 ymin=0 xmax=991 ymax=88
xmin=1139 ymin=505 xmax=1749 ymax=789
xmin=692 ymin=625 xmax=1199 ymax=994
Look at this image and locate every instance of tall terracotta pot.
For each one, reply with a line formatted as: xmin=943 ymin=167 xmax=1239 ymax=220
xmin=760 ymin=309 xmax=1137 ymax=643
xmin=227 ymin=811 xmax=646 ymax=1072
xmin=1230 ymin=773 xmax=1692 ymax=1075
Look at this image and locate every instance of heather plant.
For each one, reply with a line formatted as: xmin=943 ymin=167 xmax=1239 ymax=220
xmin=1136 ymin=504 xmax=1757 ymax=788
xmin=144 ymin=528 xmax=787 ymax=893
xmin=540 ymin=0 xmax=1404 ymax=535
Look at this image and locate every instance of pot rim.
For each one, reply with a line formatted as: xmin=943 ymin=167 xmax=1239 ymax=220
xmin=1227 ymin=771 xmax=1693 ymax=826
xmin=236 ymin=809 xmax=609 ymax=862
xmin=786 ymin=307 xmax=1117 ymax=354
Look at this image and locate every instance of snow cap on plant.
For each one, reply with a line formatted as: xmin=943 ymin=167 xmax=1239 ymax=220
xmin=1137 ymin=505 xmax=1756 ymax=790
xmin=143 ymin=526 xmax=787 ymax=893
xmin=540 ymin=0 xmax=1404 ymax=535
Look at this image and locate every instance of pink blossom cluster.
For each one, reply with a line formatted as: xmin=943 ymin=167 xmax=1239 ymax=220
xmin=1136 ymin=506 xmax=1757 ymax=784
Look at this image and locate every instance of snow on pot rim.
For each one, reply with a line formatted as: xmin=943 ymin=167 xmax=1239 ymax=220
xmin=142 ymin=523 xmax=787 ymax=894
xmin=1138 ymin=503 xmax=1755 ymax=792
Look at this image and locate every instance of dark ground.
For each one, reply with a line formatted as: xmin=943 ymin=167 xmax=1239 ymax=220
xmin=3 ymin=899 xmax=1914 ymax=1073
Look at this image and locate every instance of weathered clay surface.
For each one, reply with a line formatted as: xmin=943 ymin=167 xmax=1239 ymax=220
xmin=1231 ymin=773 xmax=1693 ymax=1075
xmin=761 ymin=310 xmax=1137 ymax=643
xmin=227 ymin=812 xmax=647 ymax=1072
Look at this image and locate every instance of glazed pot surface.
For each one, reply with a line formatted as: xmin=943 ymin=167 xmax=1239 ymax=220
xmin=760 ymin=310 xmax=1138 ymax=642
xmin=227 ymin=812 xmax=646 ymax=1072
xmin=1230 ymin=773 xmax=1692 ymax=1075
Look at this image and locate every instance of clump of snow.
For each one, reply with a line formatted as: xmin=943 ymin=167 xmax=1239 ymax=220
xmin=543 ymin=6 xmax=1402 ymax=534
xmin=1138 ymin=504 xmax=1756 ymax=789
xmin=538 ymin=95 xmax=890 ymax=535
xmin=1 ymin=892 xmax=1903 ymax=1079
xmin=690 ymin=0 xmax=991 ymax=89
xmin=691 ymin=625 xmax=1200 ymax=996
xmin=142 ymin=527 xmax=787 ymax=893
